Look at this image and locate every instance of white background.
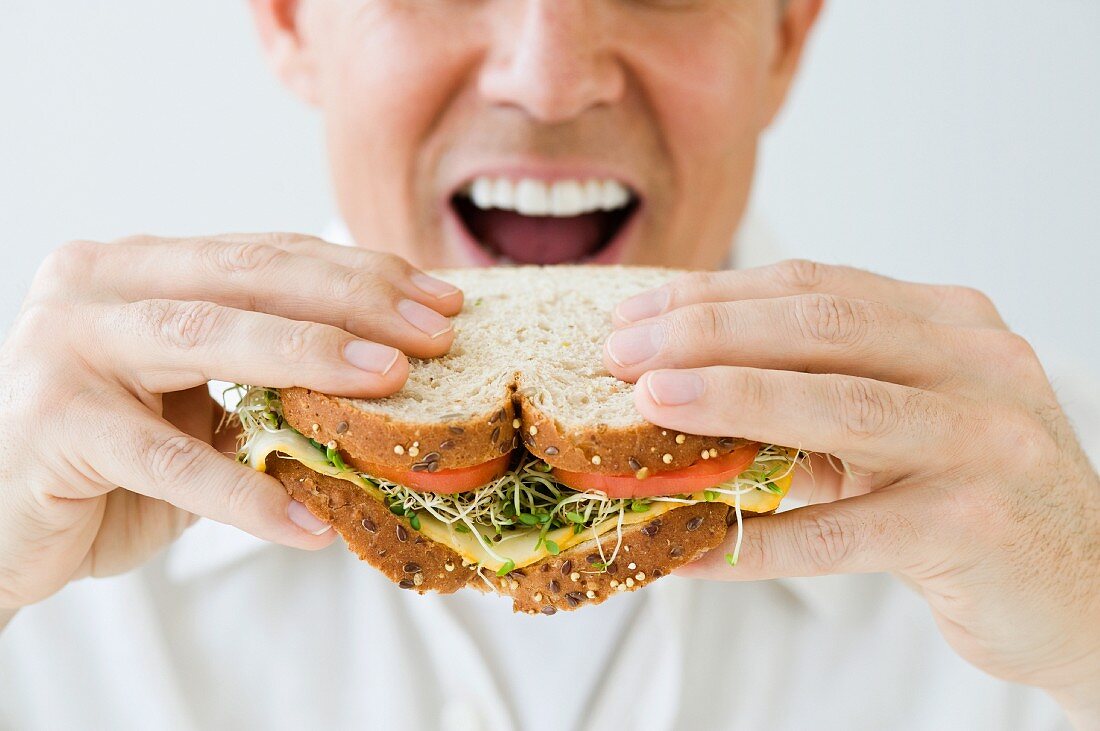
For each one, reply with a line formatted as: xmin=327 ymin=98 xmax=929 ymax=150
xmin=2 ymin=1 xmax=1097 ymax=374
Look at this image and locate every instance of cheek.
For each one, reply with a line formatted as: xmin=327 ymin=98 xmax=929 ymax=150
xmin=633 ymin=17 xmax=770 ymax=178
xmin=314 ymin=5 xmax=480 ymax=243
xmin=622 ymin=8 xmax=774 ymax=257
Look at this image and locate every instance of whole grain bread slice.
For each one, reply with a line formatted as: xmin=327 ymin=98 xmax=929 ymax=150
xmin=280 ymin=265 xmax=744 ymax=475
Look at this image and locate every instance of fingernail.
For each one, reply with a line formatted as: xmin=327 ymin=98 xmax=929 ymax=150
xmin=606 ymin=322 xmax=666 ymax=366
xmin=288 ymin=500 xmax=331 ymax=536
xmin=344 ymin=340 xmax=401 ymax=374
xmin=616 ymin=286 xmax=670 ymax=323
xmin=645 ymin=370 xmax=704 ymax=406
xmin=397 ymin=299 xmax=453 ymax=338
xmin=411 ymin=272 xmax=460 ymax=298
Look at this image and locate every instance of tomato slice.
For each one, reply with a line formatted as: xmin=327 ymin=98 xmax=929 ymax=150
xmin=361 ymin=453 xmax=512 ymax=494
xmin=552 ymin=443 xmax=760 ymax=498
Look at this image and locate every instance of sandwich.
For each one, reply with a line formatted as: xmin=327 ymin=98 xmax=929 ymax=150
xmin=234 ymin=266 xmax=800 ymax=614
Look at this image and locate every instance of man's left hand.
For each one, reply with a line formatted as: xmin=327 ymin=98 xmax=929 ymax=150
xmin=603 ymin=259 xmax=1100 ymax=724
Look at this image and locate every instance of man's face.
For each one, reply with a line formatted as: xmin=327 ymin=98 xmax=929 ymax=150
xmin=264 ymin=0 xmax=817 ymax=269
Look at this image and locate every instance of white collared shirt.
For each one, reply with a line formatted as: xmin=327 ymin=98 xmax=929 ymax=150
xmin=2 ymin=223 xmax=1094 ymax=731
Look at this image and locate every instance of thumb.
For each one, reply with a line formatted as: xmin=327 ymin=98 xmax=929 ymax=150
xmin=677 ymin=491 xmax=928 ymax=580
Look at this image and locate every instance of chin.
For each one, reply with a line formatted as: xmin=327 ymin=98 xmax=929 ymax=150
xmin=440 ymin=173 xmax=644 ymax=267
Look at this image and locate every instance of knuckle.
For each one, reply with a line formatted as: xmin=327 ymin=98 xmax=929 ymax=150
xmin=989 ymin=331 xmax=1050 ymax=386
xmin=833 ymin=376 xmax=893 ymax=439
xmin=9 ymin=300 xmax=66 ymax=342
xmin=666 ymin=271 xmax=716 ymax=305
xmin=366 ymin=250 xmax=412 ymax=277
xmin=222 ymin=468 xmax=263 ymax=518
xmin=792 ymin=294 xmax=868 ymax=346
xmin=774 ymin=258 xmax=829 ymax=292
xmin=951 ymin=285 xmax=994 ymax=310
xmin=330 ymin=267 xmax=390 ymax=304
xmin=54 ymin=239 xmax=102 ymax=264
xmin=797 ymin=511 xmax=857 ymax=572
xmin=206 ymin=241 xmax=286 ymax=275
xmin=273 ymin=320 xmax=326 ymax=365
xmin=942 ymin=285 xmax=1001 ymax=322
xmin=732 ymin=368 xmax=770 ymax=414
xmin=33 ymin=240 xmax=103 ymax=290
xmin=682 ymin=302 xmax=737 ymax=346
xmin=994 ymin=409 xmax=1057 ymax=473
xmin=940 ymin=480 xmax=995 ymax=534
xmin=145 ymin=433 xmax=207 ymax=486
xmin=252 ymin=232 xmax=316 ymax=248
xmin=142 ymin=299 xmax=225 ymax=349
xmin=989 ymin=330 xmax=1039 ymax=367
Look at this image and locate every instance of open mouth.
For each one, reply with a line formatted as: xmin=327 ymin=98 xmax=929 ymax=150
xmin=450 ymin=176 xmax=640 ymax=265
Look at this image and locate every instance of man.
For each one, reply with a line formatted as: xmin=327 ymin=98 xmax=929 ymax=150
xmin=1 ymin=1 xmax=1097 ymax=729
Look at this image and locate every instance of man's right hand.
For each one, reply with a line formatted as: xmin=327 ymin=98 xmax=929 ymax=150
xmin=0 ymin=233 xmax=463 ymax=613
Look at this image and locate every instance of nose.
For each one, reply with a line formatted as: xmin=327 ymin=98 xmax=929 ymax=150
xmin=479 ymin=0 xmax=625 ymax=124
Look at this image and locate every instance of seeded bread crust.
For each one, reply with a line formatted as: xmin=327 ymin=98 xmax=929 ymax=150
xmin=268 ymin=455 xmax=758 ymax=613
xmin=281 ymin=385 xmax=742 ymax=476
xmin=279 ymin=386 xmax=517 ymax=472
xmin=270 ymin=455 xmax=477 ymax=593
xmin=516 ymin=390 xmax=745 ymax=474
xmin=479 ymin=501 xmax=731 ymax=615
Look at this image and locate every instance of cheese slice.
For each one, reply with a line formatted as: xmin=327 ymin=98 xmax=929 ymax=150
xmin=243 ymin=427 xmax=791 ymax=571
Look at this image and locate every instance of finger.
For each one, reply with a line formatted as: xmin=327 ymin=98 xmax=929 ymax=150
xmin=201 ymin=234 xmax=464 ymax=315
xmin=605 ymin=294 xmax=963 ymax=390
xmin=70 ymin=397 xmax=335 ymax=550
xmin=82 ymin=299 xmax=410 ymax=397
xmin=128 ymin=239 xmax=460 ymax=354
xmin=118 ymin=233 xmax=464 ymax=316
xmin=614 ymin=260 xmax=1006 ymax=329
xmin=67 ymin=238 xmax=461 ymax=357
xmin=676 ymin=490 xmax=931 ymax=579
xmin=634 ymin=366 xmax=968 ymax=471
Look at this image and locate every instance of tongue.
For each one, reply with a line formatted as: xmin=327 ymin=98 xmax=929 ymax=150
xmin=466 ymin=208 xmax=605 ymax=264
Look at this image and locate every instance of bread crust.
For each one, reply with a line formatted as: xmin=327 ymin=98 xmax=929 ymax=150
xmin=280 ymin=386 xmax=517 ymax=472
xmin=517 ymin=390 xmax=747 ymax=474
xmin=268 ymin=455 xmax=748 ymax=613
xmin=281 ymin=385 xmax=746 ymax=476
xmin=270 ymin=455 xmax=477 ymax=593
xmin=482 ymin=501 xmax=731 ymax=615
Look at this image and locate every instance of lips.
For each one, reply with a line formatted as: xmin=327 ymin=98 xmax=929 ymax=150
xmin=450 ymin=176 xmax=639 ymax=265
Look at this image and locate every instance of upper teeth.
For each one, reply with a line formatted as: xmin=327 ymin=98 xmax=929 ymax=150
xmin=465 ymin=177 xmax=632 ymax=217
